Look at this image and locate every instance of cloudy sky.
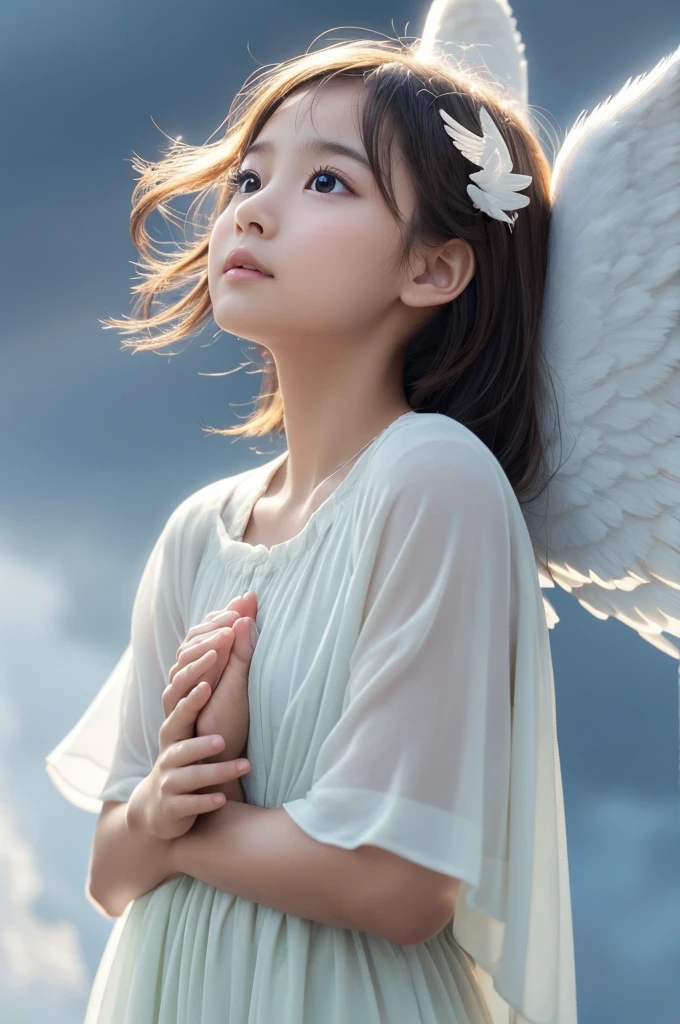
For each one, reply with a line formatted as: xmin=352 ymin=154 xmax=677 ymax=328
xmin=2 ymin=0 xmax=680 ymax=1021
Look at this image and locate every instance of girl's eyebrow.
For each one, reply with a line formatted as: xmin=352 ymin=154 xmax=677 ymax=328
xmin=242 ymin=137 xmax=371 ymax=171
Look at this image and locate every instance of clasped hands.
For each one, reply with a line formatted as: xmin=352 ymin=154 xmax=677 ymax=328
xmin=160 ymin=591 xmax=258 ymax=816
xmin=165 ymin=591 xmax=258 ymax=757
xmin=125 ymin=592 xmax=259 ymax=862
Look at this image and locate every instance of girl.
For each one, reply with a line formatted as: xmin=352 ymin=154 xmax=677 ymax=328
xmin=46 ymin=36 xmax=575 ymax=1024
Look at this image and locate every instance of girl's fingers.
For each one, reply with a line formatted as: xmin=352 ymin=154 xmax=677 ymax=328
xmin=163 ymin=649 xmax=218 ymax=715
xmin=180 ymin=622 xmax=239 ymax=656
xmin=160 ymin=679 xmax=212 ymax=748
xmin=169 ymin=732 xmax=227 ymax=767
xmin=173 ymin=757 xmax=252 ymax=793
xmin=169 ymin=631 xmax=234 ymax=686
xmin=180 ymin=602 xmax=244 ymax=643
xmin=180 ymin=610 xmax=241 ymax=648
xmin=176 ymin=625 xmax=236 ymax=660
xmin=170 ymin=791 xmax=231 ymax=816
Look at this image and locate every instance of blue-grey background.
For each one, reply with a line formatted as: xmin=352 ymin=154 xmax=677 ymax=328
xmin=2 ymin=1 xmax=679 ymax=1021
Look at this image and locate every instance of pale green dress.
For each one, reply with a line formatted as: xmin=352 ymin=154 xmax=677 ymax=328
xmin=45 ymin=410 xmax=578 ymax=1024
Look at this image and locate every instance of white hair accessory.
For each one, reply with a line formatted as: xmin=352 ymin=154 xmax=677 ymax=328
xmin=438 ymin=104 xmax=532 ymax=232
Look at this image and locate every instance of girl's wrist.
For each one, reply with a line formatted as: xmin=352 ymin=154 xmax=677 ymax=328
xmin=120 ymin=788 xmax=179 ymax=896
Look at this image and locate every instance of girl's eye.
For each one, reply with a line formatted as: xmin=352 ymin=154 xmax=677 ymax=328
xmin=226 ymin=164 xmax=354 ymax=196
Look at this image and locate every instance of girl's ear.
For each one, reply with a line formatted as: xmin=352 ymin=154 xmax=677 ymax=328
xmin=400 ymin=239 xmax=475 ymax=310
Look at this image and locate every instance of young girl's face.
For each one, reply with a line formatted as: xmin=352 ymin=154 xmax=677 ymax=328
xmin=208 ymin=78 xmax=419 ymax=357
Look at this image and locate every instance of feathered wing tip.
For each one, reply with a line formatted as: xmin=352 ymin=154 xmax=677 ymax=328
xmin=520 ymin=41 xmax=680 ymax=682
xmin=414 ymin=0 xmax=529 ymax=110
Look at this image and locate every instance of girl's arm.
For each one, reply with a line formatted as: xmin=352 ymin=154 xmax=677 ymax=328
xmin=87 ymin=800 xmax=178 ymax=918
xmin=171 ymin=798 xmax=456 ymax=945
xmin=88 ymin=781 xmax=245 ymax=918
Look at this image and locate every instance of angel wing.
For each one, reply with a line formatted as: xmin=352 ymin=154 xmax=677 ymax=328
xmin=522 ymin=45 xmax=680 ymax=660
xmin=416 ymin=0 xmax=528 ymax=109
xmin=416 ymin=2 xmax=680 ymax=661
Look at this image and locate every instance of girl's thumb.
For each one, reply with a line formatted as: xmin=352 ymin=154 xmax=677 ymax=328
xmin=248 ymin=617 xmax=259 ymax=649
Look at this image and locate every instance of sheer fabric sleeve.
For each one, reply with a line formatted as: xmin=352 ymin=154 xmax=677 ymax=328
xmin=283 ymin=438 xmax=512 ymax=888
xmin=45 ymin=503 xmax=190 ymax=814
xmin=282 ymin=437 xmax=577 ymax=1024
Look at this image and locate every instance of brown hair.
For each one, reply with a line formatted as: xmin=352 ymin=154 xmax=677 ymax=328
xmin=102 ymin=36 xmax=560 ymax=506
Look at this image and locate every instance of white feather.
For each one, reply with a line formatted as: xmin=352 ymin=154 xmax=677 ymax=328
xmin=438 ymin=106 xmax=533 ymax=223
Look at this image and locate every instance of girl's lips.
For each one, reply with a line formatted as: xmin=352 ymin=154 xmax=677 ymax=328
xmin=224 ymin=267 xmax=273 ymax=280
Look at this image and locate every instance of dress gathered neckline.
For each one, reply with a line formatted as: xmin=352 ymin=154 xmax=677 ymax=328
xmin=218 ymin=410 xmax=421 ymax=565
